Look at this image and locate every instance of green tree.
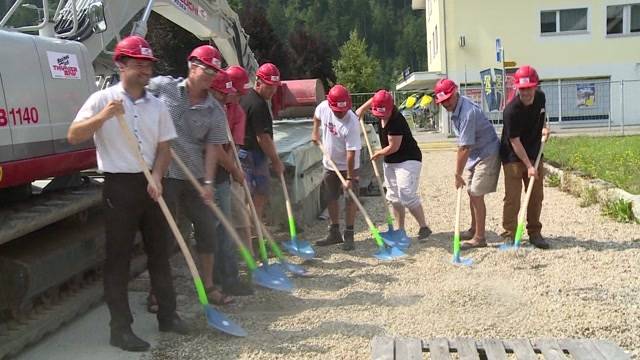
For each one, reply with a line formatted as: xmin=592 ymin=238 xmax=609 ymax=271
xmin=332 ymin=29 xmax=380 ymax=93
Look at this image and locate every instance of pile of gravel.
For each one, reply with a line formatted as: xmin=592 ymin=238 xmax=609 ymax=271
xmin=147 ymin=149 xmax=639 ymax=359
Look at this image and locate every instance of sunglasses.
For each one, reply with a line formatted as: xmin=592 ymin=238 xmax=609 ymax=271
xmin=192 ymin=62 xmax=217 ymax=76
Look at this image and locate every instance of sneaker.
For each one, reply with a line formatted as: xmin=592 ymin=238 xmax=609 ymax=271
xmin=110 ymin=328 xmax=150 ymax=352
xmin=460 ymin=228 xmax=475 ymax=240
xmin=529 ymin=233 xmax=550 ymax=249
xmin=418 ymin=226 xmax=432 ymax=241
xmin=341 ymin=230 xmax=355 ymax=251
xmin=315 ymin=225 xmax=343 ymax=246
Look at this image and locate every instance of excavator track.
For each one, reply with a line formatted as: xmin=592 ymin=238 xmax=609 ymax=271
xmin=0 ymin=179 xmax=146 ymax=359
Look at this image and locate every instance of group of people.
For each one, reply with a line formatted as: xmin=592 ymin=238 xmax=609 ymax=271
xmin=66 ymin=34 xmax=550 ymax=353
xmin=435 ymin=65 xmax=550 ymax=250
xmin=67 ymin=36 xmax=284 ymax=352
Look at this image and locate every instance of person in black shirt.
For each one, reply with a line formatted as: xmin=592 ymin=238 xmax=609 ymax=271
xmin=357 ymin=90 xmax=432 ymax=241
xmin=239 ymin=63 xmax=284 ymax=220
xmin=500 ymin=65 xmax=550 ymax=249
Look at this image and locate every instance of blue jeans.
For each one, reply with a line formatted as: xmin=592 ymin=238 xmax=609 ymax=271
xmin=213 ymin=180 xmax=240 ymax=288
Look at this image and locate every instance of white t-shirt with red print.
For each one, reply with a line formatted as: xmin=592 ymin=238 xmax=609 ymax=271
xmin=314 ymin=100 xmax=361 ymax=171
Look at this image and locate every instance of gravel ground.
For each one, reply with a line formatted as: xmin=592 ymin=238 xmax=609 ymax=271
xmin=147 ymin=149 xmax=640 ymax=359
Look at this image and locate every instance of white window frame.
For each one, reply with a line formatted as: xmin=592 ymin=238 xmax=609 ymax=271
xmin=539 ymin=7 xmax=590 ymax=36
xmin=606 ymin=3 xmax=640 ymax=37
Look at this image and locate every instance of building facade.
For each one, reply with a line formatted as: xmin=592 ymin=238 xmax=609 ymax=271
xmin=402 ymin=0 xmax=640 ymax=131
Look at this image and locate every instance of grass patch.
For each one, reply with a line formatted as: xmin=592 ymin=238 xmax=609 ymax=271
xmin=545 ymin=135 xmax=640 ymax=194
xmin=602 ymin=199 xmax=637 ymax=223
xmin=545 ymin=173 xmax=561 ymax=187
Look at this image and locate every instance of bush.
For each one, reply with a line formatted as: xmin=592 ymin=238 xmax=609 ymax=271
xmin=601 ymin=199 xmax=637 ymax=223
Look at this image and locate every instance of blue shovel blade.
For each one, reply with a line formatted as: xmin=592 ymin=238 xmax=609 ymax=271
xmin=262 ymin=262 xmax=289 ymax=283
xmin=282 ymin=239 xmax=315 ymax=260
xmin=374 ymin=246 xmax=406 ymax=261
xmin=380 ymin=231 xmax=398 ymax=247
xmin=272 ymin=261 xmax=310 ymax=277
xmin=499 ymin=242 xmax=521 ymax=251
xmin=393 ymin=230 xmax=412 ymax=250
xmin=204 ymin=304 xmax=247 ymax=337
xmin=252 ymin=267 xmax=293 ymax=293
xmin=451 ymin=254 xmax=473 ymax=267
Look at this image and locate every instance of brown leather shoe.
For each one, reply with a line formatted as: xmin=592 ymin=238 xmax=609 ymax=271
xmin=529 ymin=233 xmax=550 ymax=249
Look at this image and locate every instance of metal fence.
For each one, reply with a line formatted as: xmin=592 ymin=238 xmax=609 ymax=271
xmin=351 ymin=80 xmax=640 ymax=135
xmin=351 ymin=91 xmax=442 ymax=132
xmin=460 ymin=79 xmax=640 ymax=134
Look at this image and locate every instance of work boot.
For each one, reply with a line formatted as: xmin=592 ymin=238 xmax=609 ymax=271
xmin=460 ymin=228 xmax=475 ymax=240
xmin=529 ymin=233 xmax=550 ymax=249
xmin=158 ymin=313 xmax=190 ymax=335
xmin=418 ymin=226 xmax=432 ymax=241
xmin=341 ymin=229 xmax=355 ymax=251
xmin=110 ymin=328 xmax=150 ymax=352
xmin=315 ymin=225 xmax=343 ymax=246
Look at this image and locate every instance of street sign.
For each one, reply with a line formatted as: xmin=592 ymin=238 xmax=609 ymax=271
xmin=504 ymin=61 xmax=517 ymax=67
xmin=495 ymin=38 xmax=502 ymax=62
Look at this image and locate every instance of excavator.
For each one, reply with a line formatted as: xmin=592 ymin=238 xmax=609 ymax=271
xmin=0 ymin=1 xmax=259 ymax=357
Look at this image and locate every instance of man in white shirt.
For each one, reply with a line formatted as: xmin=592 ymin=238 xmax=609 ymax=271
xmin=67 ymin=36 xmax=187 ymax=352
xmin=311 ymin=85 xmax=361 ymax=251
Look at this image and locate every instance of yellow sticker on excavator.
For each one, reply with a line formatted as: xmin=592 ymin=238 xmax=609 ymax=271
xmin=0 ymin=166 xmax=3 ymax=183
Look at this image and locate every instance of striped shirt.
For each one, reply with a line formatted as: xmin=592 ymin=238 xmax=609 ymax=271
xmin=148 ymin=76 xmax=228 ymax=180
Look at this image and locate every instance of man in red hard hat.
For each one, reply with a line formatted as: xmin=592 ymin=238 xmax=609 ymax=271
xmin=239 ymin=63 xmax=284 ymax=221
xmin=68 ymin=36 xmax=185 ymax=351
xmin=311 ymin=84 xmax=361 ymax=251
xmin=499 ymin=65 xmax=551 ymax=249
xmin=224 ymin=66 xmax=254 ymax=257
xmin=434 ymin=78 xmax=500 ymax=249
xmin=206 ymin=69 xmax=254 ymax=296
xmin=147 ymin=45 xmax=243 ymax=310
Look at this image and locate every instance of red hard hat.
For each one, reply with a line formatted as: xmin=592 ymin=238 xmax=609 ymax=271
xmin=256 ymin=63 xmax=281 ymax=86
xmin=327 ymin=85 xmax=352 ymax=112
xmin=226 ymin=65 xmax=250 ymax=95
xmin=371 ymin=90 xmax=394 ymax=118
xmin=188 ymin=45 xmax=222 ymax=71
xmin=113 ymin=36 xmax=157 ymax=62
xmin=514 ymin=65 xmax=539 ymax=89
xmin=434 ymin=78 xmax=458 ymax=104
xmin=210 ymin=70 xmax=237 ymax=94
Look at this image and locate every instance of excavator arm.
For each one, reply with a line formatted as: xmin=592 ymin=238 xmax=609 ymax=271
xmin=2 ymin=0 xmax=257 ymax=74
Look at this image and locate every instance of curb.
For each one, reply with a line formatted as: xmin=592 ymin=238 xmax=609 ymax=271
xmin=543 ymin=163 xmax=640 ymax=221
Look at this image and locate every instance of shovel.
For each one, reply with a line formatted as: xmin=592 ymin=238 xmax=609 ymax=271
xmin=452 ymin=186 xmax=473 ymax=266
xmin=229 ymin=190 xmax=311 ymax=277
xmin=279 ymin=173 xmax=316 ymax=260
xmin=317 ymin=143 xmax=406 ymax=260
xmin=169 ymin=150 xmax=292 ymax=294
xmin=500 ymin=139 xmax=547 ymax=251
xmin=224 ymin=122 xmax=293 ymax=290
xmin=358 ymin=114 xmax=411 ymax=249
xmin=116 ymin=115 xmax=246 ymax=337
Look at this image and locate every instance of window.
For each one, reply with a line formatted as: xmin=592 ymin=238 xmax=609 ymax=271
xmin=607 ymin=4 xmax=640 ymax=35
xmin=540 ymin=8 xmax=588 ymax=34
xmin=434 ymin=25 xmax=438 ymax=55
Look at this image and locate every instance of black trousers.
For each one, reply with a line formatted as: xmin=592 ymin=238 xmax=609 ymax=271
xmin=103 ymin=173 xmax=176 ymax=331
